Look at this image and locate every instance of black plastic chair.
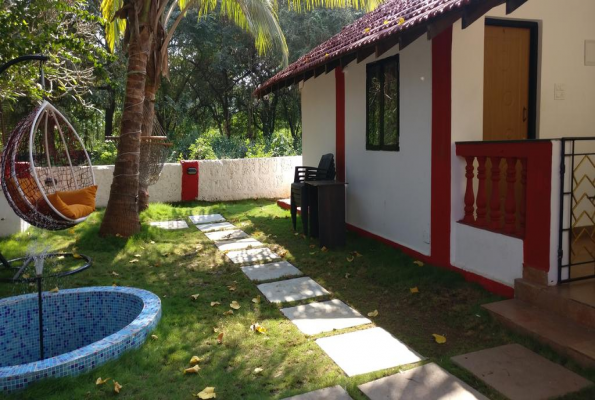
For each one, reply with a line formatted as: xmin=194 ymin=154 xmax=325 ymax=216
xmin=290 ymin=154 xmax=335 ymax=234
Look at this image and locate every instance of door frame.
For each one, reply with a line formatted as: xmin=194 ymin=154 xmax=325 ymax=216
xmin=485 ymin=18 xmax=539 ymax=140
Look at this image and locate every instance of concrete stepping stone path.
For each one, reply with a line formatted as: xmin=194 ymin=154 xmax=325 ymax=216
xmin=241 ymin=261 xmax=303 ymax=282
xmin=213 ymin=238 xmax=264 ymax=252
xmin=316 ymin=327 xmax=423 ymax=377
xmin=205 ymin=229 xmax=249 ymax=242
xmin=189 ymin=214 xmax=226 ymax=224
xmin=452 ymin=344 xmax=592 ymax=400
xmin=282 ymin=385 xmax=353 ymax=400
xmin=226 ymin=248 xmax=281 ymax=264
xmin=149 ymin=220 xmax=189 ymax=230
xmin=281 ymin=299 xmax=371 ymax=336
xmin=257 ymin=277 xmax=330 ymax=303
xmin=195 ymin=221 xmax=236 ymax=232
xmin=358 ymin=363 xmax=489 ymax=400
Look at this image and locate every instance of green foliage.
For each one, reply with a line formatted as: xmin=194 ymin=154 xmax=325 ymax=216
xmin=91 ymin=141 xmax=119 ymax=165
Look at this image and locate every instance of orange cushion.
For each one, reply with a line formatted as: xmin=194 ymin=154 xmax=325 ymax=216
xmin=47 ymin=192 xmax=94 ymax=219
xmin=17 ymin=177 xmax=43 ymax=204
xmin=54 ymin=186 xmax=97 ymax=210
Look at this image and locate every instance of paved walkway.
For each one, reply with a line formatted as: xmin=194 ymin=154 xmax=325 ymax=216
xmin=170 ymin=213 xmax=592 ymax=400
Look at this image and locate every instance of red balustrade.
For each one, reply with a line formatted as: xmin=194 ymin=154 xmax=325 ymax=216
xmin=455 ymin=141 xmax=552 ymax=239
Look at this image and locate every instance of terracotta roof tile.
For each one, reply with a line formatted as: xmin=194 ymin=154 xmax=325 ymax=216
xmin=256 ymin=0 xmax=481 ymax=96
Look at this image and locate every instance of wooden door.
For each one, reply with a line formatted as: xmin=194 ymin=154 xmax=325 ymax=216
xmin=484 ymin=25 xmax=531 ymax=141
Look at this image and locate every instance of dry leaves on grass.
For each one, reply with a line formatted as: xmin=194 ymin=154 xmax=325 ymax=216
xmin=230 ymin=301 xmax=241 ymax=310
xmin=114 ymin=381 xmax=122 ymax=394
xmin=111 ymin=271 xmax=119 ymax=277
xmin=95 ymin=377 xmax=110 ymax=386
xmin=217 ymin=332 xmax=224 ymax=344
xmin=210 ymin=301 xmax=221 ymax=307
xmin=344 ymin=273 xmax=351 ymax=279
xmin=432 ymin=334 xmax=447 ymax=344
xmin=195 ymin=387 xmax=216 ymax=399
xmin=184 ymin=365 xmax=200 ymax=374
xmin=129 ymin=259 xmax=139 ymax=264
xmin=190 ymin=294 xmax=200 ymax=300
xmin=410 ymin=287 xmax=419 ymax=294
xmin=151 ymin=335 xmax=158 ymax=340
xmin=251 ymin=296 xmax=261 ymax=304
xmin=346 ymin=256 xmax=355 ymax=262
xmin=73 ymin=253 xmax=82 ymax=259
xmin=227 ymin=284 xmax=236 ymax=292
xmin=253 ymin=367 xmax=264 ymax=374
xmin=367 ymin=310 xmax=379 ymax=317
xmin=223 ymin=310 xmax=234 ymax=316
xmin=189 ymin=356 xmax=201 ymax=365
xmin=413 ymin=260 xmax=424 ymax=267
xmin=50 ymin=287 xmax=59 ymax=293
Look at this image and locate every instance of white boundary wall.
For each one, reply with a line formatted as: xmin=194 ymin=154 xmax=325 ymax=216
xmin=0 ymin=156 xmax=301 ymax=237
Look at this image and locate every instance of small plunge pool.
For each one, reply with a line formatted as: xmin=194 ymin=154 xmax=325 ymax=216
xmin=0 ymin=286 xmax=161 ymax=392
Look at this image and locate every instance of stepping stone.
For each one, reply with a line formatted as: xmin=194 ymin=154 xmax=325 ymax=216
xmin=316 ymin=327 xmax=423 ymax=377
xmin=359 ymin=362 xmax=489 ymax=400
xmin=205 ymin=229 xmax=248 ymax=242
xmin=452 ymin=344 xmax=592 ymax=400
xmin=241 ymin=261 xmax=302 ymax=282
xmin=214 ymin=238 xmax=264 ymax=252
xmin=282 ymin=385 xmax=353 ymax=400
xmin=195 ymin=221 xmax=236 ymax=232
xmin=149 ymin=220 xmax=188 ymax=230
xmin=281 ymin=299 xmax=371 ymax=335
xmin=189 ymin=214 xmax=225 ymax=225
xmin=258 ymin=277 xmax=330 ymax=303
xmin=226 ymin=248 xmax=281 ymax=265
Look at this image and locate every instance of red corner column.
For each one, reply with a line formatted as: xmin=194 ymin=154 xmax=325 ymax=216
xmin=430 ymin=27 xmax=453 ymax=266
xmin=180 ymin=160 xmax=199 ymax=202
xmin=335 ymin=67 xmax=346 ymax=182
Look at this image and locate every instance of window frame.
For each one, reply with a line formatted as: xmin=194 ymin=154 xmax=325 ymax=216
xmin=365 ymin=54 xmax=400 ymax=151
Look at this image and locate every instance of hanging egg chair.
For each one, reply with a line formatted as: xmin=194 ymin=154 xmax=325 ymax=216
xmin=1 ymin=100 xmax=97 ymax=230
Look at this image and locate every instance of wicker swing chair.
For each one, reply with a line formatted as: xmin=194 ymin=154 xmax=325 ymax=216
xmin=1 ymin=100 xmax=96 ymax=230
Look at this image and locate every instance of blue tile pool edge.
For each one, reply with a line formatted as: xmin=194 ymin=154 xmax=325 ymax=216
xmin=0 ymin=286 xmax=161 ymax=392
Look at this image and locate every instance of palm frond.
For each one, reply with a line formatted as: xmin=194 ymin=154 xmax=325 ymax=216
xmin=101 ymin=0 xmax=126 ymax=52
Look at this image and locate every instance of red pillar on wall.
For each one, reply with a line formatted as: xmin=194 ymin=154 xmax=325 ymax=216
xmin=180 ymin=160 xmax=199 ymax=201
xmin=430 ymin=27 xmax=453 ymax=266
xmin=335 ymin=67 xmax=346 ymax=182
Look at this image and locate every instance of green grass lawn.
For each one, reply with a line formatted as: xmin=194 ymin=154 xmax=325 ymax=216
xmin=0 ymin=200 xmax=593 ymax=399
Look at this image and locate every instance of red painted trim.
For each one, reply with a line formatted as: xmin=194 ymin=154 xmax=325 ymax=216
xmin=335 ymin=67 xmax=346 ymax=182
xmin=180 ymin=160 xmax=199 ymax=201
xmin=430 ymin=26 xmax=453 ymax=267
xmin=456 ymin=141 xmax=553 ymax=272
xmin=346 ymin=223 xmax=514 ymax=298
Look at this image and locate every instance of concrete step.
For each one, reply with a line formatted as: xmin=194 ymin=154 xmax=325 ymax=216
xmin=483 ymin=299 xmax=595 ymax=368
xmin=515 ymin=278 xmax=595 ymax=331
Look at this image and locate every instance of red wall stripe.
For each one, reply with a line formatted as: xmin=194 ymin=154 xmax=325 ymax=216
xmin=335 ymin=67 xmax=346 ymax=182
xmin=430 ymin=26 xmax=453 ymax=266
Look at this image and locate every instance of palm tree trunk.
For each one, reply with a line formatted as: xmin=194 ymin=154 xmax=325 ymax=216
xmin=100 ymin=26 xmax=152 ymax=237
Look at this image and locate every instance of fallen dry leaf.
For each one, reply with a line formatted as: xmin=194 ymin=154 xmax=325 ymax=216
xmin=112 ymin=283 xmax=117 ymax=287
xmin=346 ymin=256 xmax=355 ymax=262
xmin=189 ymin=356 xmax=201 ymax=365
xmin=321 ymin=246 xmax=328 ymax=252
xmin=50 ymin=287 xmax=59 ymax=293
xmin=129 ymin=259 xmax=139 ymax=264
xmin=227 ymin=285 xmax=236 ymax=292
xmin=251 ymin=296 xmax=261 ymax=304
xmin=151 ymin=335 xmax=158 ymax=340
xmin=309 ymin=244 xmax=316 ymax=249
xmin=353 ymin=251 xmax=363 ymax=257
xmin=367 ymin=310 xmax=379 ymax=317
xmin=213 ymin=327 xmax=219 ymax=333
xmin=96 ymin=377 xmax=110 ymax=386
xmin=345 ymin=273 xmax=351 ymax=279
xmin=433 ymin=334 xmax=447 ymax=344
xmin=150 ymin=240 xmax=156 ymax=244
xmin=253 ymin=367 xmax=264 ymax=374
xmin=195 ymin=387 xmax=216 ymax=399
xmin=210 ymin=301 xmax=221 ymax=307
xmin=190 ymin=294 xmax=200 ymax=300
xmin=223 ymin=310 xmax=234 ymax=316
xmin=410 ymin=287 xmax=419 ymax=294
xmin=413 ymin=260 xmax=424 ymax=267
xmin=230 ymin=301 xmax=241 ymax=310
xmin=111 ymin=271 xmax=119 ymax=277
xmin=134 ymin=254 xmax=141 ymax=258
xmin=114 ymin=381 xmax=122 ymax=394
xmin=73 ymin=253 xmax=82 ymax=259
xmin=184 ymin=365 xmax=200 ymax=374
xmin=217 ymin=332 xmax=224 ymax=344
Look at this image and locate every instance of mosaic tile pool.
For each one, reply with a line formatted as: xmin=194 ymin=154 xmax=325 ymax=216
xmin=0 ymin=286 xmax=161 ymax=393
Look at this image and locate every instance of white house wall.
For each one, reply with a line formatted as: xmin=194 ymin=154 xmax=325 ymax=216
xmin=301 ymin=72 xmax=336 ymax=167
xmin=343 ymin=38 xmax=433 ymax=255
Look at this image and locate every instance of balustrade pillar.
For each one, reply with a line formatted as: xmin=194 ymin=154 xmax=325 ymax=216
xmin=476 ymin=156 xmax=487 ymax=226
xmin=504 ymin=157 xmax=517 ymax=233
xmin=463 ymin=156 xmax=475 ymax=223
xmin=490 ymin=157 xmax=502 ymax=230
xmin=519 ymin=158 xmax=527 ymax=235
